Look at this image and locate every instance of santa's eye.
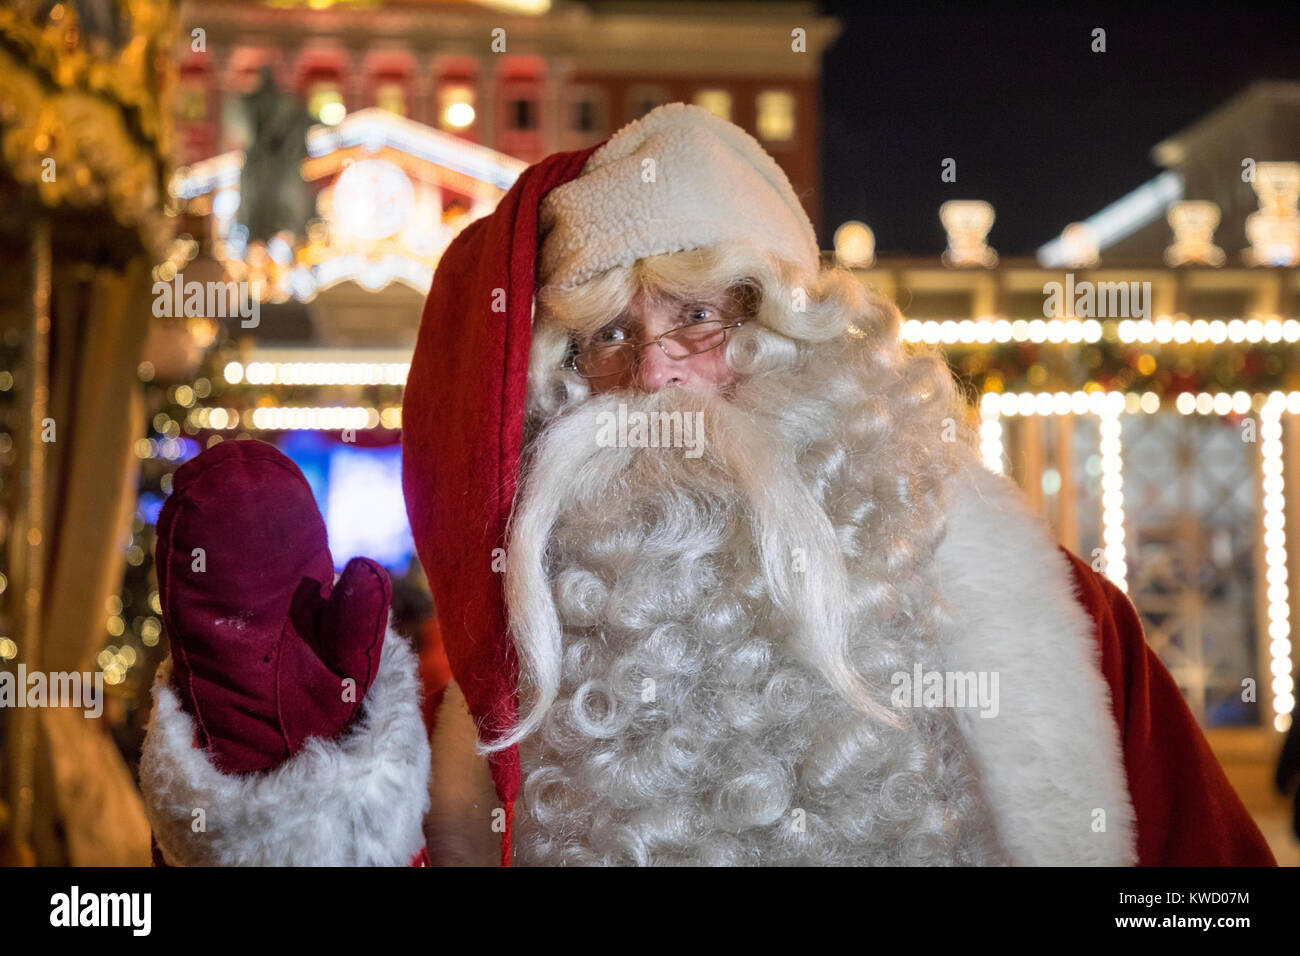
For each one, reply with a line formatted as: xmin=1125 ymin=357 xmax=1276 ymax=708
xmin=592 ymin=325 xmax=629 ymax=345
xmin=684 ymin=306 xmax=714 ymax=322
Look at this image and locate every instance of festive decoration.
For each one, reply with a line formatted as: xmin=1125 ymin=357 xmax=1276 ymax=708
xmin=1260 ymin=395 xmax=1294 ymax=731
xmin=1244 ymin=162 xmax=1300 ymax=267
xmin=939 ymin=200 xmax=997 ymax=267
xmin=902 ymin=316 xmax=1300 ymax=400
xmin=980 ymin=386 xmax=1299 ymax=726
xmin=833 ymin=219 xmax=875 ymax=268
xmin=0 ymin=1 xmax=177 ymax=253
xmin=1165 ymin=200 xmax=1226 ymax=267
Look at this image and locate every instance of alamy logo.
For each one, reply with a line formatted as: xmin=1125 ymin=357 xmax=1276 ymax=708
xmin=595 ymin=404 xmax=706 ymax=459
xmin=0 ymin=665 xmax=103 ymax=718
xmin=1043 ymin=273 xmax=1150 ymax=319
xmin=50 ymin=886 xmax=151 ymax=936
xmin=153 ymin=272 xmax=260 ymax=328
xmin=890 ymin=664 xmax=1000 ymax=718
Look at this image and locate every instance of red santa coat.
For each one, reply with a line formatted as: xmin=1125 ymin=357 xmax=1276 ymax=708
xmin=1060 ymin=550 xmax=1275 ymax=865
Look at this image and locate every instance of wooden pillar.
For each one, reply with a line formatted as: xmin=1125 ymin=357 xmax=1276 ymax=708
xmin=3 ymin=218 xmax=50 ymax=865
xmin=1021 ymin=414 xmax=1045 ymax=516
xmin=973 ymin=273 xmax=997 ymax=318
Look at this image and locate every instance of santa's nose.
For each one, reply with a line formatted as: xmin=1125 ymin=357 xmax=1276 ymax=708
xmin=633 ymin=346 xmax=684 ymax=392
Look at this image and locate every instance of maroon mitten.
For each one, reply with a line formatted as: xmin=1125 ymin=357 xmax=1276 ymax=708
xmin=155 ymin=439 xmax=390 ymax=774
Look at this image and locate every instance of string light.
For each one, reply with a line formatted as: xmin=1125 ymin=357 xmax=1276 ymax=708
xmin=978 ymin=394 xmax=1003 ymax=474
xmin=189 ymin=404 xmax=402 ymax=431
xmin=1117 ymin=317 xmax=1300 ymax=344
xmin=1261 ymin=394 xmax=1294 ymax=731
xmin=222 ymin=361 xmax=410 ymax=387
xmin=982 ymin=392 xmax=1130 ymax=589
xmin=982 ymin=390 xmax=1141 ymax=417
xmin=986 ymin=390 xmax=1300 ymax=418
xmin=901 ymin=318 xmax=1102 ymax=345
xmin=1098 ymin=397 xmax=1128 ymax=592
xmin=899 ymin=316 xmax=1300 ymax=346
xmin=96 ymin=644 xmax=137 ymax=686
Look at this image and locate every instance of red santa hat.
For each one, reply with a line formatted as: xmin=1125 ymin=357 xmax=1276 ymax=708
xmin=400 ymin=103 xmax=819 ymax=865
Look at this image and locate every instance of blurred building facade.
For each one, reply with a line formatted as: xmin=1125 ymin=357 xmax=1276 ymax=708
xmin=173 ymin=0 xmax=838 ymax=230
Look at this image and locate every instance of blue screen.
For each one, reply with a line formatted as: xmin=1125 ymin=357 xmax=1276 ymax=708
xmin=277 ymin=432 xmax=415 ymax=572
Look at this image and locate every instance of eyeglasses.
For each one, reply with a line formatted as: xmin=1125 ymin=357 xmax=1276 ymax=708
xmin=561 ymin=319 xmax=745 ymax=379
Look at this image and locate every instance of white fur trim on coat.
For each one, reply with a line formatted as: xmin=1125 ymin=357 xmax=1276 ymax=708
xmin=932 ymin=460 xmax=1138 ymax=866
xmin=425 ymin=682 xmax=500 ymax=866
xmin=538 ymin=102 xmax=820 ymax=290
xmin=140 ymin=625 xmax=431 ymax=866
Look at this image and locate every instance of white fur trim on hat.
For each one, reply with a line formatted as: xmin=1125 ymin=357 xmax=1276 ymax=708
xmin=539 ymin=102 xmax=820 ymax=290
xmin=139 ymin=623 xmax=431 ymax=866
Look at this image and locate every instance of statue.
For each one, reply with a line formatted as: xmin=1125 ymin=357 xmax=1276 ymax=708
xmin=237 ymin=66 xmax=314 ymax=244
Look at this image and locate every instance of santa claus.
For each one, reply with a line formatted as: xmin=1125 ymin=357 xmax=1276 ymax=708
xmin=139 ymin=104 xmax=1275 ymax=867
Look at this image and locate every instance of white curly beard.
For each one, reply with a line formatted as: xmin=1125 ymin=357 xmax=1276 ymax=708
xmin=506 ymin=332 xmax=1011 ymax=865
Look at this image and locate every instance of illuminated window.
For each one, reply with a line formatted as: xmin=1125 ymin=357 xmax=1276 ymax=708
xmin=438 ymin=85 xmax=476 ymax=130
xmin=307 ymin=83 xmax=344 ymax=123
xmin=376 ymin=82 xmax=407 ymax=117
xmin=693 ymin=89 xmax=731 ymax=122
xmin=756 ymin=90 xmax=795 ymax=142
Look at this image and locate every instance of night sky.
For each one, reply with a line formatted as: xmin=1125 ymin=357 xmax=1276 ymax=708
xmin=818 ymin=1 xmax=1300 ymax=255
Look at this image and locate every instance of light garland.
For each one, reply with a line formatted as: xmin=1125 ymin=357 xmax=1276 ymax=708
xmin=250 ymin=406 xmax=376 ymax=431
xmin=980 ymin=389 xmax=1140 ymax=418
xmin=187 ymin=407 xmax=240 ymax=431
xmin=1097 ymin=402 xmax=1128 ymax=592
xmin=1261 ymin=395 xmax=1294 ymax=731
xmin=978 ymin=414 xmax=1004 ymax=474
xmin=1118 ymin=318 xmax=1300 ymax=345
xmin=984 ymin=390 xmax=1300 ymax=417
xmin=224 ymin=360 xmax=410 ymax=387
xmin=188 ymin=404 xmax=402 ymax=431
xmin=902 ymin=318 xmax=1102 ymax=345
xmin=898 ymin=316 xmax=1300 ymax=346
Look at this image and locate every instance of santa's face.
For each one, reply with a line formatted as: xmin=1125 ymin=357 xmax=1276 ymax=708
xmin=579 ymin=291 xmax=741 ymax=395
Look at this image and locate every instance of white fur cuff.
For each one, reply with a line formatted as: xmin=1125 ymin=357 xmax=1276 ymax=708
xmin=140 ymin=626 xmax=431 ymax=866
